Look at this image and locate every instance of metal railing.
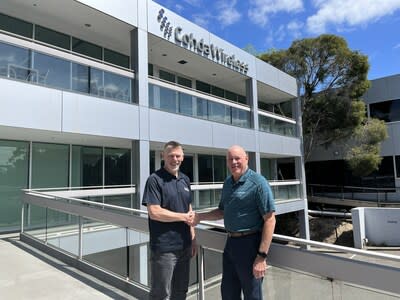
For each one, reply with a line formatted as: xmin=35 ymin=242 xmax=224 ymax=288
xmin=21 ymin=187 xmax=400 ymax=299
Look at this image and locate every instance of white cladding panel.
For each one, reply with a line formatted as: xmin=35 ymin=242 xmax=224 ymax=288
xmin=62 ymin=93 xmax=140 ymax=139
xmin=258 ymin=132 xmax=301 ymax=156
xmin=0 ymin=79 xmax=62 ymax=131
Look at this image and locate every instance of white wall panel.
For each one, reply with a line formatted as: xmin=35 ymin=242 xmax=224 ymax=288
xmin=62 ymin=92 xmax=140 ymax=139
xmin=0 ymin=79 xmax=62 ymax=131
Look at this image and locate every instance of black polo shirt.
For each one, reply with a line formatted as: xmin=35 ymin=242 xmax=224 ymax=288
xmin=142 ymin=168 xmax=192 ymax=252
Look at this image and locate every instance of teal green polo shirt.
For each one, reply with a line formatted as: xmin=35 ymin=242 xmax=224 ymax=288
xmin=218 ymin=169 xmax=275 ymax=232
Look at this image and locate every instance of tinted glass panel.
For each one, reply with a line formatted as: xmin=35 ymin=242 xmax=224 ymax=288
xmin=104 ymin=71 xmax=131 ymax=102
xmin=105 ymin=148 xmax=131 ymax=185
xmin=0 ymin=13 xmax=32 ymax=38
xmin=237 ymin=95 xmax=247 ymax=105
xmin=0 ymin=140 xmax=29 ymax=231
xmin=225 ymin=90 xmax=237 ymax=102
xmin=208 ymin=102 xmax=231 ymax=124
xmin=396 ymin=156 xmax=400 ymax=178
xmin=148 ymin=64 xmax=153 ymax=76
xmin=261 ymin=158 xmax=273 ymax=180
xmin=90 ymin=68 xmax=104 ymax=97
xmin=31 ymin=143 xmax=69 ymax=188
xmin=71 ymin=146 xmax=102 ymax=187
xmin=104 ymin=48 xmax=129 ymax=68
xmin=198 ymin=155 xmax=213 ymax=182
xmin=211 ymin=86 xmax=224 ymax=98
xmin=159 ymin=69 xmax=175 ymax=83
xmin=33 ymin=52 xmax=70 ymax=88
xmin=196 ymin=80 xmax=211 ymax=93
xmin=160 ymin=87 xmax=177 ymax=113
xmin=196 ymin=98 xmax=208 ymax=119
xmin=213 ymin=156 xmax=227 ymax=182
xmin=177 ymin=76 xmax=192 ymax=88
xmin=370 ymin=99 xmax=400 ymax=122
xmin=179 ymin=93 xmax=193 ymax=116
xmin=72 ymin=63 xmax=89 ymax=93
xmin=0 ymin=42 xmax=30 ymax=80
xmin=35 ymin=25 xmax=70 ymax=50
xmin=232 ymin=108 xmax=250 ymax=128
xmin=72 ymin=37 xmax=102 ymax=60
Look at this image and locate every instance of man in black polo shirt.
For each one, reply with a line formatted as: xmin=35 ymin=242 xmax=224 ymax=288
xmin=142 ymin=141 xmax=196 ymax=300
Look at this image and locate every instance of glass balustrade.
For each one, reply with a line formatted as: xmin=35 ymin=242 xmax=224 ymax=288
xmin=259 ymin=113 xmax=296 ymax=137
xmin=0 ymin=41 xmax=132 ymax=103
xmin=149 ymin=83 xmax=251 ymax=128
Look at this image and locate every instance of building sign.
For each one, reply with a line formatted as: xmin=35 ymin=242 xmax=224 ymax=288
xmin=157 ymin=9 xmax=249 ymax=74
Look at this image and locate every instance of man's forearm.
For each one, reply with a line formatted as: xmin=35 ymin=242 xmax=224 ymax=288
xmin=198 ymin=208 xmax=224 ymax=222
xmin=258 ymin=212 xmax=276 ymax=254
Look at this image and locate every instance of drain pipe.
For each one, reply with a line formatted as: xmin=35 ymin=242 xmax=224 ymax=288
xmin=308 ymin=209 xmax=352 ymax=218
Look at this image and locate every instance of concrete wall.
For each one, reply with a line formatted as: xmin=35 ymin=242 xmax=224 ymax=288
xmin=352 ymin=207 xmax=400 ymax=248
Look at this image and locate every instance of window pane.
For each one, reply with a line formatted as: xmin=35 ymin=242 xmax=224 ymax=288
xmin=211 ymin=86 xmax=224 ymax=98
xmin=72 ymin=63 xmax=89 ymax=93
xmin=370 ymin=100 xmax=393 ymax=122
xmin=0 ymin=140 xmax=29 ymax=231
xmin=208 ymin=102 xmax=231 ymax=124
xmin=196 ymin=98 xmax=208 ymax=119
xmin=148 ymin=63 xmax=153 ymax=76
xmin=31 ymin=143 xmax=69 ymax=188
xmin=396 ymin=156 xmax=400 ymax=178
xmin=104 ymin=48 xmax=129 ymax=68
xmin=35 ymin=25 xmax=70 ymax=50
xmin=237 ymin=95 xmax=247 ymax=105
xmin=104 ymin=71 xmax=131 ymax=102
xmin=225 ymin=90 xmax=237 ymax=102
xmin=261 ymin=158 xmax=273 ymax=180
xmin=0 ymin=13 xmax=32 ymax=38
xmin=159 ymin=69 xmax=175 ymax=83
xmin=196 ymin=80 xmax=211 ymax=93
xmin=198 ymin=155 xmax=213 ymax=182
xmin=179 ymin=93 xmax=193 ymax=116
xmin=160 ymin=86 xmax=177 ymax=113
xmin=0 ymin=42 xmax=30 ymax=80
xmin=105 ymin=148 xmax=131 ymax=185
xmin=232 ymin=108 xmax=250 ymax=128
xmin=213 ymin=155 xmax=227 ymax=182
xmin=71 ymin=146 xmax=102 ymax=187
xmin=33 ymin=52 xmax=70 ymax=88
xmin=90 ymin=68 xmax=104 ymax=97
xmin=72 ymin=37 xmax=102 ymax=60
xmin=177 ymin=76 xmax=192 ymax=88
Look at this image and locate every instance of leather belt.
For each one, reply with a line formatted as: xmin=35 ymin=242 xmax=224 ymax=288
xmin=227 ymin=229 xmax=260 ymax=238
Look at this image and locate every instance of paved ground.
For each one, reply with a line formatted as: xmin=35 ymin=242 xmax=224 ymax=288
xmin=0 ymin=233 xmax=137 ymax=300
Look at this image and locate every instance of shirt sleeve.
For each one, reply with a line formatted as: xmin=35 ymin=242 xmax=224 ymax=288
xmin=256 ymin=177 xmax=276 ymax=215
xmin=142 ymin=175 xmax=162 ymax=206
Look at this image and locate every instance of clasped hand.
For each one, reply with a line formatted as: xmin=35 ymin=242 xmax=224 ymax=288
xmin=184 ymin=211 xmax=200 ymax=226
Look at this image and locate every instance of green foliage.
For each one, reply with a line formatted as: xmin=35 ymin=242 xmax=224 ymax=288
xmin=259 ymin=34 xmax=387 ymax=176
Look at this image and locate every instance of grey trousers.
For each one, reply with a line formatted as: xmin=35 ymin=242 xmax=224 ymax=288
xmin=149 ymin=247 xmax=192 ymax=300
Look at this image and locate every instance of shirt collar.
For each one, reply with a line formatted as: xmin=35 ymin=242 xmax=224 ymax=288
xmin=230 ymin=168 xmax=251 ymax=184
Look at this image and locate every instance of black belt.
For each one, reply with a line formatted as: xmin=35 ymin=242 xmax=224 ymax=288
xmin=227 ymin=229 xmax=260 ymax=238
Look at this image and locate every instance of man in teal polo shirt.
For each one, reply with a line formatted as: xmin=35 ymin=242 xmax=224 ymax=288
xmin=192 ymin=145 xmax=276 ymax=300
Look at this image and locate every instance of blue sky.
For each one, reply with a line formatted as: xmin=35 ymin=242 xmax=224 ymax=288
xmin=153 ymin=0 xmax=400 ymax=80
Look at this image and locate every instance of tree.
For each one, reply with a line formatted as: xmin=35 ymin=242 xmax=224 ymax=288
xmin=259 ymin=34 xmax=387 ymax=176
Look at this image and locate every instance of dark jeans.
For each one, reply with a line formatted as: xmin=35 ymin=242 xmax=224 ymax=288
xmin=221 ymin=232 xmax=263 ymax=300
xmin=149 ymin=247 xmax=191 ymax=300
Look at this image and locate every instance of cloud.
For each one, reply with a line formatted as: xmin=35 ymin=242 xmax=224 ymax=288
xmin=215 ymin=0 xmax=242 ymax=27
xmin=192 ymin=13 xmax=212 ymax=28
xmin=287 ymin=20 xmax=304 ymax=39
xmin=394 ymin=43 xmax=400 ymax=50
xmin=307 ymin=0 xmax=400 ymax=33
xmin=248 ymin=0 xmax=304 ymax=27
xmin=182 ymin=0 xmax=201 ymax=7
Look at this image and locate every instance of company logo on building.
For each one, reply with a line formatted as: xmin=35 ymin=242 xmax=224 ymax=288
xmin=157 ymin=9 xmax=249 ymax=74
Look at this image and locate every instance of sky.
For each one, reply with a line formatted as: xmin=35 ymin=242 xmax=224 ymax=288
xmin=153 ymin=0 xmax=400 ymax=80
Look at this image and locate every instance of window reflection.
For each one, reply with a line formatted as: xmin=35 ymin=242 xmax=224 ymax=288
xmin=104 ymin=71 xmax=131 ymax=102
xmin=33 ymin=52 xmax=70 ymax=88
xmin=0 ymin=43 xmax=30 ymax=80
xmin=72 ymin=63 xmax=89 ymax=93
xmin=90 ymin=68 xmax=104 ymax=97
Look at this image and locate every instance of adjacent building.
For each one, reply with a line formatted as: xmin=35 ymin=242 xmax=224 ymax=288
xmin=0 ymin=0 xmax=308 ymax=236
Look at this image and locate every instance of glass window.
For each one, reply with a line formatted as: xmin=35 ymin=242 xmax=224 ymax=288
xmin=0 ymin=42 xmax=31 ymax=80
xmin=258 ymin=102 xmax=273 ymax=112
xmin=104 ymin=48 xmax=129 ymax=68
xmin=225 ymin=90 xmax=237 ymax=102
xmin=0 ymin=140 xmax=29 ymax=231
xmin=396 ymin=156 xmax=400 ymax=178
xmin=35 ymin=25 xmax=70 ymax=50
xmin=33 ymin=52 xmax=70 ymax=88
xmin=211 ymin=86 xmax=224 ymax=98
xmin=213 ymin=155 xmax=227 ymax=182
xmin=160 ymin=86 xmax=177 ymax=113
xmin=196 ymin=98 xmax=208 ymax=119
xmin=232 ymin=108 xmax=250 ymax=128
xmin=105 ymin=148 xmax=131 ymax=185
xmin=208 ymin=102 xmax=231 ymax=124
xmin=198 ymin=155 xmax=213 ymax=182
xmin=72 ymin=63 xmax=89 ymax=93
xmin=196 ymin=80 xmax=211 ymax=94
xmin=277 ymin=158 xmax=296 ymax=180
xmin=159 ymin=69 xmax=176 ymax=83
xmin=370 ymin=99 xmax=400 ymax=122
xmin=104 ymin=71 xmax=131 ymax=102
xmin=31 ymin=143 xmax=69 ymax=188
xmin=90 ymin=68 xmax=104 ymax=97
xmin=237 ymin=95 xmax=247 ymax=105
xmin=261 ymin=158 xmax=273 ymax=180
xmin=148 ymin=64 xmax=153 ymax=76
xmin=71 ymin=146 xmax=102 ymax=187
xmin=177 ymin=76 xmax=192 ymax=88
xmin=0 ymin=13 xmax=33 ymax=38
xmin=179 ymin=93 xmax=193 ymax=116
xmin=275 ymin=101 xmax=293 ymax=118
xmin=72 ymin=37 xmax=102 ymax=60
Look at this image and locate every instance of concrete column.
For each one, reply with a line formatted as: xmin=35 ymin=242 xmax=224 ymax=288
xmin=246 ymin=78 xmax=260 ymax=173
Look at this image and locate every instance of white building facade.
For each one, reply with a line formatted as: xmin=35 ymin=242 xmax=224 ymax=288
xmin=0 ymin=0 xmax=308 ymax=236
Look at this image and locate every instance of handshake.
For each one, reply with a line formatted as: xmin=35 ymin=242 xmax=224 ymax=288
xmin=184 ymin=211 xmax=200 ymax=227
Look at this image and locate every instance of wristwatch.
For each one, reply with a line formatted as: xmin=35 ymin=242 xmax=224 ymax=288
xmin=257 ymin=250 xmax=268 ymax=260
